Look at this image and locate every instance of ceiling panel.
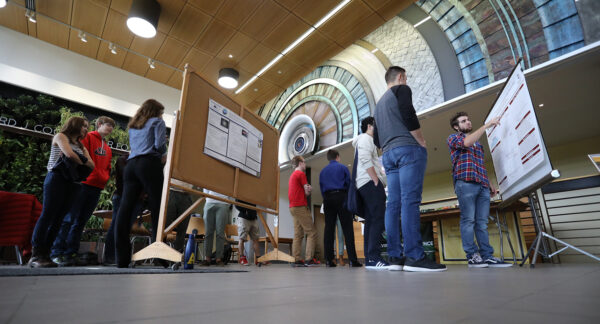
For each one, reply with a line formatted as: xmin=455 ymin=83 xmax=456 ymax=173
xmin=318 ymin=0 xmax=374 ymax=45
xmin=331 ymin=12 xmax=385 ymax=48
xmin=71 ymin=0 xmax=108 ymax=36
xmin=254 ymin=80 xmax=285 ymax=103
xmin=362 ymin=0 xmax=391 ymax=11
xmin=91 ymin=0 xmax=111 ymax=7
xmin=234 ymin=77 xmax=280 ymax=105
xmin=129 ymin=32 xmax=167 ymax=58
xmin=262 ymin=13 xmax=311 ymax=53
xmin=156 ymin=0 xmax=186 ymax=34
xmin=375 ymin=0 xmax=414 ymax=21
xmin=155 ymin=37 xmax=190 ymax=68
xmin=246 ymin=101 xmax=262 ymax=112
xmin=216 ymin=31 xmax=257 ymax=62
xmin=240 ymin=0 xmax=287 ymax=42
xmin=101 ymin=9 xmax=134 ymax=48
xmin=109 ymin=0 xmax=133 ymax=16
xmin=215 ymin=0 xmax=262 ymax=29
xmin=0 ymin=5 xmax=28 ymax=33
xmin=261 ymin=55 xmax=310 ymax=86
xmin=35 ymin=15 xmax=70 ymax=49
xmin=166 ymin=70 xmax=184 ymax=89
xmin=187 ymin=0 xmax=223 ymax=16
xmin=179 ymin=48 xmax=213 ymax=71
xmin=274 ymin=0 xmax=298 ymax=10
xmin=37 ymin=0 xmax=72 ymax=25
xmin=194 ymin=18 xmax=236 ymax=55
xmin=68 ymin=29 xmax=101 ymax=59
xmin=145 ymin=64 xmax=175 ymax=84
xmin=237 ymin=43 xmax=279 ymax=75
xmin=122 ymin=52 xmax=150 ymax=76
xmin=97 ymin=40 xmax=127 ymax=68
xmin=293 ymin=0 xmax=339 ymax=25
xmin=284 ymin=30 xmax=337 ymax=68
xmin=169 ymin=4 xmax=211 ymax=45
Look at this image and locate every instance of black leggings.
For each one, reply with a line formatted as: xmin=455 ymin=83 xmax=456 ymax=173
xmin=115 ymin=155 xmax=163 ymax=267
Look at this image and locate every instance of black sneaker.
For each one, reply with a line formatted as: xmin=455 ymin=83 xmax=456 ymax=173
xmin=365 ymin=259 xmax=390 ymax=270
xmin=305 ymin=258 xmax=321 ymax=267
xmin=467 ymin=253 xmax=488 ymax=268
xmin=484 ymin=256 xmax=513 ymax=268
xmin=388 ymin=256 xmax=405 ymax=271
xmin=52 ymin=254 xmax=75 ymax=267
xmin=403 ymin=257 xmax=447 ymax=272
xmin=292 ymin=260 xmax=307 ymax=267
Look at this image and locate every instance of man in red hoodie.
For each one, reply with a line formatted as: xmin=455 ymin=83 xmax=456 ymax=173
xmin=50 ymin=116 xmax=115 ymax=266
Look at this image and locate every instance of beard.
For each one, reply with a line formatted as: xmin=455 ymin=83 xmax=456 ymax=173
xmin=459 ymin=125 xmax=472 ymax=133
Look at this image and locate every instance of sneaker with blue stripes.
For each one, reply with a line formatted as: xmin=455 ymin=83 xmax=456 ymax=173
xmin=484 ymin=256 xmax=513 ymax=267
xmin=365 ymin=259 xmax=390 ymax=270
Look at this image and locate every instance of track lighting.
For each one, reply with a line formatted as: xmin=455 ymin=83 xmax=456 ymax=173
xmin=25 ymin=9 xmax=36 ymax=23
xmin=127 ymin=0 xmax=161 ymax=38
xmin=109 ymin=43 xmax=117 ymax=54
xmin=148 ymin=58 xmax=156 ymax=69
xmin=78 ymin=31 xmax=88 ymax=43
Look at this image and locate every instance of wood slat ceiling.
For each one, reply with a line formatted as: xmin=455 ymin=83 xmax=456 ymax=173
xmin=0 ymin=0 xmax=414 ymax=111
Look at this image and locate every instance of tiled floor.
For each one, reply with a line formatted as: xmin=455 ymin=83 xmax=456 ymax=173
xmin=1 ymin=263 xmax=599 ymax=323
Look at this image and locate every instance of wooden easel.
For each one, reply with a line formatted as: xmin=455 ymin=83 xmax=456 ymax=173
xmin=131 ymin=66 xmax=293 ymax=264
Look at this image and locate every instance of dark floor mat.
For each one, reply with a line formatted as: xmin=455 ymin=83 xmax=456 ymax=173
xmin=0 ymin=265 xmax=246 ymax=277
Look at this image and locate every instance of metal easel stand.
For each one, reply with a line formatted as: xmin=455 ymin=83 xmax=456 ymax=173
xmin=492 ymin=209 xmax=517 ymax=264
xmin=520 ymin=192 xmax=600 ymax=268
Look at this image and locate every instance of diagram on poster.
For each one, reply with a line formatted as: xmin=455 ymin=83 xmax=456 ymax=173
xmin=485 ymin=63 xmax=548 ymax=200
xmin=204 ymin=98 xmax=263 ymax=177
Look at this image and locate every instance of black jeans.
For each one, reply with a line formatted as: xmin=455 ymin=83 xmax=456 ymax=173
xmin=358 ymin=180 xmax=386 ymax=261
xmin=104 ymin=194 xmax=143 ymax=263
xmin=115 ymin=155 xmax=163 ymax=267
xmin=166 ymin=190 xmax=193 ymax=252
xmin=323 ymin=190 xmax=358 ymax=262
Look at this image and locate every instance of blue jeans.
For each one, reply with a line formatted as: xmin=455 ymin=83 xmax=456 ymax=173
xmin=455 ymin=180 xmax=494 ymax=259
xmin=51 ymin=184 xmax=102 ymax=257
xmin=382 ymin=145 xmax=427 ymax=260
xmin=31 ymin=171 xmax=79 ymax=251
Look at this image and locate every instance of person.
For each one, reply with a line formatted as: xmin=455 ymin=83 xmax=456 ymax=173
xmin=114 ymin=99 xmax=166 ymax=268
xmin=235 ymin=200 xmax=267 ymax=266
xmin=50 ymin=116 xmax=115 ymax=266
xmin=319 ymin=149 xmax=361 ymax=268
xmin=288 ymin=155 xmax=319 ymax=267
xmin=374 ymin=66 xmax=446 ymax=272
xmin=103 ymin=153 xmax=144 ymax=265
xmin=201 ymin=189 xmax=231 ymax=266
xmin=352 ymin=117 xmax=389 ymax=270
xmin=165 ymin=179 xmax=194 ymax=252
xmin=28 ymin=116 xmax=95 ymax=267
xmin=448 ymin=112 xmax=512 ymax=268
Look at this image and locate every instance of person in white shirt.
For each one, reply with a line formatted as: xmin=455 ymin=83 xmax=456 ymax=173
xmin=201 ymin=189 xmax=232 ymax=266
xmin=352 ymin=117 xmax=389 ymax=270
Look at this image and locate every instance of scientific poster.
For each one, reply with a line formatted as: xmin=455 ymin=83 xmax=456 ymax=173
xmin=204 ymin=98 xmax=263 ymax=177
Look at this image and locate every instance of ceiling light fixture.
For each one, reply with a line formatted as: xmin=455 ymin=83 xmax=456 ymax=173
xmin=371 ymin=48 xmax=379 ymax=54
xmin=235 ymin=0 xmax=350 ymax=94
xmin=413 ymin=16 xmax=431 ymax=28
xmin=127 ymin=0 xmax=161 ymax=38
xmin=228 ymin=54 xmax=233 ymax=58
xmin=218 ymin=68 xmax=239 ymax=89
xmin=109 ymin=42 xmax=117 ymax=54
xmin=78 ymin=31 xmax=88 ymax=43
xmin=0 ymin=0 xmax=7 ymax=9
xmin=538 ymin=103 xmax=544 ymax=108
xmin=148 ymin=58 xmax=156 ymax=69
xmin=25 ymin=9 xmax=36 ymax=23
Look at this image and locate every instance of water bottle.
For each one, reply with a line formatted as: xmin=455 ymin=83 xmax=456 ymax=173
xmin=184 ymin=229 xmax=197 ymax=270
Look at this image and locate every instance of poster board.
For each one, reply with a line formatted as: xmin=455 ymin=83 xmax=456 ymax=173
xmin=171 ymin=69 xmax=278 ymax=210
xmin=485 ymin=59 xmax=554 ymax=203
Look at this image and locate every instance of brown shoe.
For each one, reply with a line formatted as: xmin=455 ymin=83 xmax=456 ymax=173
xmin=28 ymin=247 xmax=57 ymax=268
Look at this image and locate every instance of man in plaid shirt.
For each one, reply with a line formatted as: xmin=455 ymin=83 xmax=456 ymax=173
xmin=447 ymin=112 xmax=511 ymax=268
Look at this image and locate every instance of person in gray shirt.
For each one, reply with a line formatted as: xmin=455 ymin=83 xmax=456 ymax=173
xmin=374 ymin=66 xmax=446 ymax=272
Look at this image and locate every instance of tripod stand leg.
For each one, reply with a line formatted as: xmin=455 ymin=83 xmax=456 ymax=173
xmin=520 ymin=233 xmax=538 ymax=267
xmin=530 ymin=230 xmax=544 ymax=268
xmin=503 ymin=213 xmax=517 ymax=264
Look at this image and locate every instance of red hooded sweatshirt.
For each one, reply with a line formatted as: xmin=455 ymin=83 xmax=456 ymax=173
xmin=81 ymin=131 xmax=112 ymax=189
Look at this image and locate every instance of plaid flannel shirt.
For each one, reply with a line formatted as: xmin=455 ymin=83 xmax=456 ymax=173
xmin=447 ymin=132 xmax=490 ymax=188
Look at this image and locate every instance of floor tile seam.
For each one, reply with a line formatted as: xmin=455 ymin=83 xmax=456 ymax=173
xmin=4 ymin=293 xmax=28 ymax=324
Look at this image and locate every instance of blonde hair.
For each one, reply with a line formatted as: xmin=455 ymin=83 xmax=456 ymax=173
xmin=128 ymin=99 xmax=164 ymax=129
xmin=291 ymin=156 xmax=305 ymax=168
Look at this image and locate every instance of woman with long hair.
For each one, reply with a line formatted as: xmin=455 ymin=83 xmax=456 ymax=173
xmin=114 ymin=99 xmax=167 ymax=268
xmin=29 ymin=116 xmax=95 ymax=267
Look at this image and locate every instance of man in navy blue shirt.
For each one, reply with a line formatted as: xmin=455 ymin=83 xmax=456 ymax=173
xmin=319 ymin=149 xmax=361 ymax=267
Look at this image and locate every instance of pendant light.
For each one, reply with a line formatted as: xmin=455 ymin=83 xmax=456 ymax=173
xmin=127 ymin=0 xmax=161 ymax=38
xmin=218 ymin=68 xmax=239 ymax=89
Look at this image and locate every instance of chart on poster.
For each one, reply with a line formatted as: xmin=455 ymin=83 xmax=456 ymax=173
xmin=204 ymin=98 xmax=263 ymax=177
xmin=485 ymin=62 xmax=552 ymax=202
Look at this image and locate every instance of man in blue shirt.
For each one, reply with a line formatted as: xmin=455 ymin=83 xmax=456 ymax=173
xmin=319 ymin=149 xmax=362 ymax=267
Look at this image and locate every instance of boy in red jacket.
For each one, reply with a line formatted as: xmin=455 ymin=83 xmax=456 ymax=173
xmin=50 ymin=116 xmax=115 ymax=266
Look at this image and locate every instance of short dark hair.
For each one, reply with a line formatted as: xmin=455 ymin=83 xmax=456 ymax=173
xmin=385 ymin=66 xmax=406 ymax=84
xmin=326 ymin=149 xmax=339 ymax=161
xmin=450 ymin=111 xmax=468 ymax=130
xmin=291 ymin=155 xmax=304 ymax=168
xmin=361 ymin=117 xmax=374 ymax=133
xmin=96 ymin=116 xmax=116 ymax=127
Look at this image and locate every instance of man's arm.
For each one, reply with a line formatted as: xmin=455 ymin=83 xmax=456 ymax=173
xmin=393 ymin=86 xmax=425 ymax=147
xmin=463 ymin=116 xmax=500 ymax=147
xmin=410 ymin=129 xmax=426 ymax=148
